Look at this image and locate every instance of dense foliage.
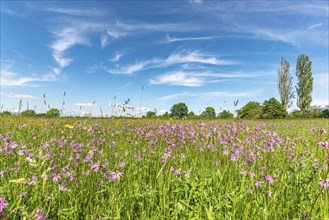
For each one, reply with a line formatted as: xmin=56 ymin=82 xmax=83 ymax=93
xmin=277 ymin=57 xmax=294 ymax=111
xmin=296 ymin=54 xmax=313 ymax=112
xmin=201 ymin=107 xmax=216 ymax=119
xmin=46 ymin=108 xmax=60 ymax=117
xmin=170 ymin=102 xmax=188 ymax=119
xmin=237 ymin=102 xmax=263 ymax=119
xmin=218 ymin=110 xmax=234 ymax=119
xmin=20 ymin=110 xmax=37 ymax=117
xmin=262 ymin=98 xmax=287 ymax=119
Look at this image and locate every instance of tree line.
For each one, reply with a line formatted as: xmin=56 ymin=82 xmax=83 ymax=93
xmin=1 ymin=54 xmax=327 ymax=119
xmin=146 ymin=54 xmax=328 ymax=119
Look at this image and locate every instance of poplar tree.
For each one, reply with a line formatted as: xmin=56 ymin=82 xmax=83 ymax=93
xmin=277 ymin=57 xmax=294 ymax=111
xmin=296 ymin=54 xmax=313 ymax=112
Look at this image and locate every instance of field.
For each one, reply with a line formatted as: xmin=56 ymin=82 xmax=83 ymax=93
xmin=0 ymin=117 xmax=328 ymax=219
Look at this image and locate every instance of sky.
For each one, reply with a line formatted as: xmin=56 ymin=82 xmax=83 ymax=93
xmin=0 ymin=0 xmax=328 ymax=117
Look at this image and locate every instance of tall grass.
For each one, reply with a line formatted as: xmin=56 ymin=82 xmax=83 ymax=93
xmin=0 ymin=117 xmax=328 ymax=219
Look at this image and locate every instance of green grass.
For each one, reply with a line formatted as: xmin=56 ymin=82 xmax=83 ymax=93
xmin=0 ymin=117 xmax=328 ymax=219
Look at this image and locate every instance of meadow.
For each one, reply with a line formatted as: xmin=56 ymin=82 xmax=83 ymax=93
xmin=0 ymin=117 xmax=328 ymax=219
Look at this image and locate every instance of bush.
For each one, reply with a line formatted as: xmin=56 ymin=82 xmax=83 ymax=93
xmin=146 ymin=111 xmax=156 ymax=118
xmin=218 ymin=110 xmax=234 ymax=119
xmin=170 ymin=103 xmax=188 ymax=119
xmin=201 ymin=107 xmax=216 ymax=119
xmin=237 ymin=102 xmax=262 ymax=119
xmin=47 ymin=108 xmax=60 ymax=117
xmin=21 ymin=110 xmax=36 ymax=117
xmin=1 ymin=111 xmax=12 ymax=116
xmin=262 ymin=98 xmax=287 ymax=119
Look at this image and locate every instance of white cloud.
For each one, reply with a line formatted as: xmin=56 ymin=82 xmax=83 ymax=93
xmin=150 ymin=71 xmax=205 ymax=87
xmin=122 ymin=82 xmax=132 ymax=88
xmin=46 ymin=7 xmax=104 ymax=17
xmin=109 ymin=53 xmax=123 ymax=62
xmin=159 ymin=91 xmax=256 ymax=101
xmin=75 ymin=102 xmax=97 ymax=107
xmin=0 ymin=61 xmax=57 ymax=87
xmin=308 ymin=23 xmax=323 ymax=29
xmin=109 ymin=50 xmax=235 ymax=74
xmin=159 ymin=109 xmax=168 ymax=115
xmin=1 ymin=92 xmax=38 ymax=99
xmin=100 ymin=34 xmax=109 ymax=48
xmin=163 ymin=34 xmax=219 ymax=43
xmin=149 ymin=70 xmax=270 ymax=87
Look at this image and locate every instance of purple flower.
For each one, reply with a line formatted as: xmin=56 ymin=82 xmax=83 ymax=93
xmin=28 ymin=176 xmax=38 ymax=186
xmin=109 ymin=171 xmax=123 ymax=181
xmin=247 ymin=188 xmax=253 ymax=195
xmin=51 ymin=173 xmax=61 ymax=182
xmin=90 ymin=162 xmax=101 ymax=172
xmin=35 ymin=209 xmax=46 ymax=220
xmin=255 ymin=180 xmax=264 ymax=188
xmin=0 ymin=197 xmax=9 ymax=215
xmin=264 ymin=175 xmax=274 ymax=184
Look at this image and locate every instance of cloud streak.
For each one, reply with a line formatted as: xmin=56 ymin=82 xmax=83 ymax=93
xmin=109 ymin=50 xmax=236 ymax=74
xmin=0 ymin=60 xmax=57 ymax=87
xmin=150 ymin=70 xmax=272 ymax=87
xmin=159 ymin=91 xmax=255 ymax=101
xmin=163 ymin=34 xmax=221 ymax=43
xmin=1 ymin=92 xmax=38 ymax=99
xmin=75 ymin=102 xmax=97 ymax=107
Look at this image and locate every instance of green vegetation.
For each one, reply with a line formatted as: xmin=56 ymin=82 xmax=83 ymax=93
xmin=170 ymin=102 xmax=188 ymax=119
xmin=296 ymin=54 xmax=313 ymax=112
xmin=262 ymin=98 xmax=287 ymax=119
xmin=46 ymin=108 xmax=60 ymax=117
xmin=237 ymin=101 xmax=263 ymax=119
xmin=0 ymin=117 xmax=328 ymax=219
xmin=277 ymin=57 xmax=294 ymax=111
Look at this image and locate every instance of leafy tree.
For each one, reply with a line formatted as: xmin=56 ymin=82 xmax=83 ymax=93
xmin=218 ymin=110 xmax=234 ymax=119
xmin=278 ymin=57 xmax=294 ymax=111
xmin=262 ymin=98 xmax=287 ymax=119
xmin=170 ymin=102 xmax=188 ymax=119
xmin=146 ymin=111 xmax=156 ymax=118
xmin=296 ymin=54 xmax=313 ymax=112
xmin=21 ymin=109 xmax=36 ymax=117
xmin=160 ymin=112 xmax=170 ymax=119
xmin=47 ymin=108 xmax=60 ymax=117
xmin=1 ymin=111 xmax=12 ymax=116
xmin=188 ymin=111 xmax=196 ymax=118
xmin=322 ymin=106 xmax=329 ymax=118
xmin=289 ymin=106 xmax=324 ymax=119
xmin=201 ymin=106 xmax=216 ymax=118
xmin=237 ymin=102 xmax=262 ymax=119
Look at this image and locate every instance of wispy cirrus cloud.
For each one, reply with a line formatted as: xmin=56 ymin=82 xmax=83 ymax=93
xmin=75 ymin=102 xmax=97 ymax=107
xmin=159 ymin=90 xmax=255 ymax=101
xmin=0 ymin=92 xmax=38 ymax=99
xmin=0 ymin=60 xmax=57 ymax=87
xmin=163 ymin=34 xmax=220 ymax=43
xmin=109 ymin=50 xmax=236 ymax=74
xmin=308 ymin=23 xmax=324 ymax=30
xmin=150 ymin=70 xmax=272 ymax=87
xmin=150 ymin=71 xmax=205 ymax=87
xmin=46 ymin=7 xmax=105 ymax=17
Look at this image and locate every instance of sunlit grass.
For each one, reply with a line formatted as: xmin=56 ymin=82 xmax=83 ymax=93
xmin=0 ymin=117 xmax=328 ymax=219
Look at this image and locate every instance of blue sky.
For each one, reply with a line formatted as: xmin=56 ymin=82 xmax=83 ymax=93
xmin=1 ymin=1 xmax=328 ymax=117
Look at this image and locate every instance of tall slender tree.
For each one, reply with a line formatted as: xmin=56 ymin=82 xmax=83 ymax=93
xmin=277 ymin=57 xmax=294 ymax=111
xmin=296 ymin=54 xmax=313 ymax=112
